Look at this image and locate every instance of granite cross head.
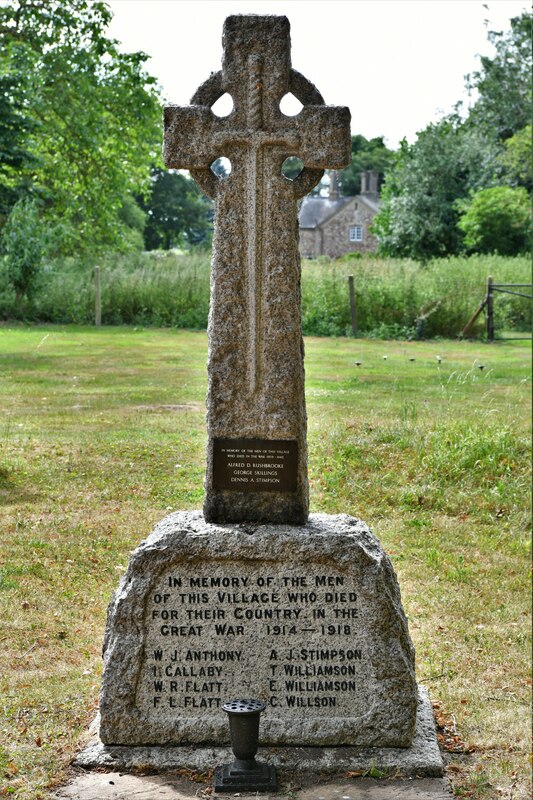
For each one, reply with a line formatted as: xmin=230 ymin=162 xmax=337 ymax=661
xmin=164 ymin=15 xmax=351 ymax=524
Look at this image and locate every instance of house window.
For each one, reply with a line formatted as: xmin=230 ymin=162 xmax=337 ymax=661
xmin=349 ymin=226 xmax=363 ymax=242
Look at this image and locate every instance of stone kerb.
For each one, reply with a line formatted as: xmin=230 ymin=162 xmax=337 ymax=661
xmin=99 ymin=511 xmax=417 ymax=748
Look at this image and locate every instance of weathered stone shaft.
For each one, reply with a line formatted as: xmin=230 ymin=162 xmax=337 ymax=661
xmin=163 ymin=15 xmax=351 ymax=523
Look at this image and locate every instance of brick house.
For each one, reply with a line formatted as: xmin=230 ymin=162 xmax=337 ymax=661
xmin=298 ymin=170 xmax=380 ymax=258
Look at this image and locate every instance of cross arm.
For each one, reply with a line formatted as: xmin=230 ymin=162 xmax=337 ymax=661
xmin=163 ymin=105 xmax=222 ymax=169
xmin=292 ymin=106 xmax=351 ymax=170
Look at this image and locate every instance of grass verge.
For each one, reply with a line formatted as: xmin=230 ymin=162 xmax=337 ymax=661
xmin=0 ymin=326 xmax=530 ymax=799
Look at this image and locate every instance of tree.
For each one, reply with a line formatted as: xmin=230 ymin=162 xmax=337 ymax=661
xmin=338 ymin=135 xmax=394 ymax=196
xmin=465 ymin=13 xmax=532 ymax=142
xmin=501 ymin=126 xmax=533 ymax=192
xmin=1 ymin=199 xmax=46 ymax=302
xmin=140 ymin=169 xmax=213 ymax=250
xmin=0 ymin=0 xmax=161 ymax=253
xmin=457 ymin=186 xmax=531 ymax=256
xmin=454 ymin=119 xmax=505 ymax=193
xmin=310 ymin=134 xmax=393 ymax=197
xmin=373 ymin=121 xmax=468 ymax=261
xmin=373 ymin=12 xmax=532 ymax=262
xmin=0 ymin=70 xmax=38 ymax=223
xmin=117 ymin=194 xmax=147 ymax=252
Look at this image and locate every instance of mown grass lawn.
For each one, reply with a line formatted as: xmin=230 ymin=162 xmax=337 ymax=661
xmin=0 ymin=325 xmax=531 ymax=799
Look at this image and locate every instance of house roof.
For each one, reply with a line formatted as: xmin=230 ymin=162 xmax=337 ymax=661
xmin=359 ymin=195 xmax=380 ymax=214
xmin=299 ymin=194 xmax=379 ymax=229
xmin=298 ymin=196 xmax=352 ymax=229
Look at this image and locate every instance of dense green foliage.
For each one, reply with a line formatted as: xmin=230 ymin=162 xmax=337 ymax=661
xmin=139 ymin=169 xmax=213 ymax=250
xmin=0 ymin=4 xmax=529 ymax=272
xmin=465 ymin=13 xmax=532 ymax=142
xmin=374 ymin=13 xmax=532 ymax=261
xmin=0 ymin=199 xmax=46 ymax=302
xmin=310 ymin=134 xmax=394 ymax=197
xmin=0 ymin=71 xmax=37 ymax=220
xmin=0 ymin=0 xmax=161 ymax=253
xmin=337 ymin=134 xmax=394 ymax=195
xmin=457 ymin=186 xmax=531 ymax=255
xmin=0 ymin=253 xmax=529 ymax=339
xmin=300 ymin=255 xmax=531 ymax=338
xmin=501 ymin=125 xmax=533 ymax=192
xmin=372 ymin=121 xmax=469 ymax=261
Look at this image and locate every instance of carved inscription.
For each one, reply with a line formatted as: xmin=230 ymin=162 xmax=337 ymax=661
xmin=212 ymin=438 xmax=298 ymax=492
xmin=137 ymin=565 xmax=367 ymax=719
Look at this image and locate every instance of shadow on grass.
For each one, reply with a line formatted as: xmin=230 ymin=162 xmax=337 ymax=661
xmin=0 ymin=471 xmax=41 ymax=505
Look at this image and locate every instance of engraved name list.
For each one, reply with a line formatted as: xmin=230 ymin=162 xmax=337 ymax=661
xmin=137 ymin=566 xmax=365 ymax=719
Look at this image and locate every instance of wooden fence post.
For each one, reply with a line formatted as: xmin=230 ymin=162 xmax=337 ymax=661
xmin=94 ymin=266 xmax=101 ymax=327
xmin=460 ymin=298 xmax=487 ymax=338
xmin=348 ymin=274 xmax=357 ymax=336
xmin=486 ymin=275 xmax=494 ymax=342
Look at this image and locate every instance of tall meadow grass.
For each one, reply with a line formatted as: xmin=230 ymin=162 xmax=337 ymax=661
xmin=301 ymin=254 xmax=531 ymax=337
xmin=0 ymin=250 xmax=530 ymax=338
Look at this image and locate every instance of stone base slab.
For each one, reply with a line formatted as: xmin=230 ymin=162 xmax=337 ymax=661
xmin=100 ymin=511 xmax=417 ymax=747
xmin=75 ymin=687 xmax=442 ymax=777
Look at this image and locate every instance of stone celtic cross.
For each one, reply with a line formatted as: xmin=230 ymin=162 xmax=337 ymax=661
xmin=164 ymin=15 xmax=350 ymax=524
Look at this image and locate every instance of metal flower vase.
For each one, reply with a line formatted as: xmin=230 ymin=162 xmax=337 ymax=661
xmin=214 ymin=699 xmax=277 ymax=792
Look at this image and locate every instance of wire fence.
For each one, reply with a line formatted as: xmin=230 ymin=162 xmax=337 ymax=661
xmin=460 ymin=276 xmax=532 ymax=341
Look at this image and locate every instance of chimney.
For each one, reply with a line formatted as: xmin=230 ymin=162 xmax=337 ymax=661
xmin=360 ymin=170 xmax=379 ymax=198
xmin=328 ymin=170 xmax=340 ymax=201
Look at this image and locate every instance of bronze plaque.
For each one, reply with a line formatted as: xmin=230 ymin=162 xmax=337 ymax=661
xmin=213 ymin=438 xmax=298 ymax=492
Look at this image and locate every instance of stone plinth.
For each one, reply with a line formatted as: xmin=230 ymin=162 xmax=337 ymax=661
xmin=77 ymin=688 xmax=443 ymax=777
xmin=99 ymin=511 xmax=417 ymax=748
